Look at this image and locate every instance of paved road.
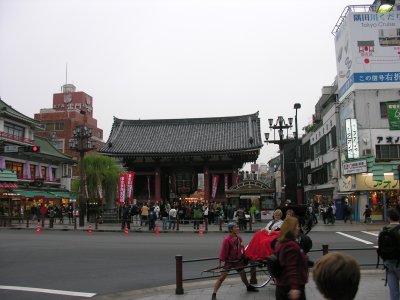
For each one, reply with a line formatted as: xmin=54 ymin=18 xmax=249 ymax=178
xmin=0 ymin=222 xmax=382 ymax=300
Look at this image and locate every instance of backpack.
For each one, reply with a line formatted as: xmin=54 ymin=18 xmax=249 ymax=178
xmin=346 ymin=205 xmax=352 ymax=213
xmin=377 ymin=225 xmax=400 ymax=261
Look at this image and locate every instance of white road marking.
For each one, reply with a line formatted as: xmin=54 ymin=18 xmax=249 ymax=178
xmin=336 ymin=232 xmax=374 ymax=244
xmin=0 ymin=285 xmax=96 ymax=297
xmin=361 ymin=231 xmax=379 ymax=237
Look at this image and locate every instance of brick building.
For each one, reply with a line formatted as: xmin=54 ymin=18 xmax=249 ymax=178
xmin=34 ymin=84 xmax=104 ymax=158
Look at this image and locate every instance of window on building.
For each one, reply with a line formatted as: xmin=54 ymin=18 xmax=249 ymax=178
xmin=314 ymin=141 xmax=321 ymax=159
xmin=303 ymin=141 xmax=310 ymax=160
xmin=380 ymin=102 xmax=388 ymax=118
xmin=4 ymin=122 xmax=25 ymax=138
xmin=376 ymin=144 xmax=400 ymax=160
xmin=53 ymin=139 xmax=64 ymax=151
xmin=44 ymin=122 xmax=64 ymax=131
xmin=40 ymin=165 xmax=47 ymax=179
xmin=326 ymin=132 xmax=332 ymax=151
xmin=30 ymin=165 xmax=36 ymax=178
xmin=62 ymin=164 xmax=71 ymax=178
xmin=327 ymin=161 xmax=336 ymax=180
xmin=5 ymin=161 xmax=23 ymax=178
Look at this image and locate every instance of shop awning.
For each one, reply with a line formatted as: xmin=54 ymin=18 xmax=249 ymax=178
xmin=310 ymin=165 xmax=324 ymax=173
xmin=49 ymin=191 xmax=76 ymax=199
xmin=14 ymin=189 xmax=58 ymax=199
xmin=0 ymin=183 xmax=18 ymax=188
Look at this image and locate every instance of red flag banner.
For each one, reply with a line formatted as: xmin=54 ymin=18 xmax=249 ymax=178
xmin=224 ymin=174 xmax=229 ymax=191
xmin=118 ymin=173 xmax=127 ymax=204
xmin=126 ymin=172 xmax=135 ymax=201
xmin=211 ymin=175 xmax=219 ymax=199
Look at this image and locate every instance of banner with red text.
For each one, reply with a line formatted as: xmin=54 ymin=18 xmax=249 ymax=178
xmin=224 ymin=174 xmax=229 ymax=191
xmin=126 ymin=172 xmax=135 ymax=201
xmin=118 ymin=173 xmax=127 ymax=204
xmin=211 ymin=175 xmax=219 ymax=199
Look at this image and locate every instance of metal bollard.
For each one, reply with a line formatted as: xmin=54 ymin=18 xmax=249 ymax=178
xmin=175 ymin=255 xmax=184 ymax=295
xmin=26 ymin=215 xmax=29 ymax=228
xmin=176 ymin=217 xmax=180 ymax=231
xmin=219 ymin=218 xmax=222 ymax=231
xmin=249 ymin=218 xmax=252 ymax=231
xmin=95 ymin=217 xmax=98 ymax=230
xmin=322 ymin=244 xmax=329 ymax=255
xmin=205 ymin=217 xmax=208 ymax=231
xmin=74 ymin=216 xmax=77 ymax=230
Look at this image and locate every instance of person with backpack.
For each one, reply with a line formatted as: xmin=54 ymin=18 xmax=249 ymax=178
xmin=378 ymin=208 xmax=400 ymax=300
xmin=363 ymin=205 xmax=372 ymax=224
xmin=274 ymin=217 xmax=309 ymax=300
xmin=211 ymin=222 xmax=258 ymax=299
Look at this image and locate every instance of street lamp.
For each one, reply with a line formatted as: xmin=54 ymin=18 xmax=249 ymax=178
xmin=69 ymin=125 xmax=96 ymax=227
xmin=264 ymin=116 xmax=293 ymax=206
xmin=294 ymin=103 xmax=302 ymax=204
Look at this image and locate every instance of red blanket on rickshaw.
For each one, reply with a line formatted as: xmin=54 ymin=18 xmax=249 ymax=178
xmin=245 ymin=230 xmax=280 ymax=261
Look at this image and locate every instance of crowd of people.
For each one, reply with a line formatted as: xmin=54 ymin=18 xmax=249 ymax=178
xmin=117 ymin=201 xmax=258 ymax=231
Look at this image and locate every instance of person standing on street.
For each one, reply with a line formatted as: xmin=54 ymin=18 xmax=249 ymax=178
xmin=274 ymin=217 xmax=309 ymax=300
xmin=67 ymin=203 xmax=73 ymax=224
xmin=363 ymin=205 xmax=372 ymax=224
xmin=40 ymin=204 xmax=47 ymax=228
xmin=168 ymin=206 xmax=177 ymax=230
xmin=211 ymin=222 xmax=258 ymax=299
xmin=343 ymin=201 xmax=353 ymax=224
xmin=378 ymin=208 xmax=400 ymax=300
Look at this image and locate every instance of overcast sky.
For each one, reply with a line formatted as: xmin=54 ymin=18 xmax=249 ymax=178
xmin=0 ymin=0 xmax=369 ymax=166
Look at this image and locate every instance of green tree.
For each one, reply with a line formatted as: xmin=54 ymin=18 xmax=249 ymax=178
xmin=85 ymin=153 xmax=122 ymax=205
xmin=73 ymin=153 xmax=122 ymax=207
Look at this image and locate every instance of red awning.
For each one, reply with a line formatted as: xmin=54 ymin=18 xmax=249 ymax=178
xmin=0 ymin=183 xmax=18 ymax=189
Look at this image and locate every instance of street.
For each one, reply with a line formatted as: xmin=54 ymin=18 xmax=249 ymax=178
xmin=0 ymin=228 xmax=379 ymax=299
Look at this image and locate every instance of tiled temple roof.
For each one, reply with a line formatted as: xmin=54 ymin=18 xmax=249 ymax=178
xmin=99 ymin=112 xmax=263 ymax=156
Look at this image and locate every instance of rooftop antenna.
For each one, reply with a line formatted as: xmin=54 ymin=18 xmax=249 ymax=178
xmin=65 ymin=63 xmax=68 ymax=85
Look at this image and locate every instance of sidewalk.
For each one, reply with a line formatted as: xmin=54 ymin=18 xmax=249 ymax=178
xmin=0 ymin=219 xmax=384 ymax=233
xmin=92 ymin=269 xmax=387 ymax=300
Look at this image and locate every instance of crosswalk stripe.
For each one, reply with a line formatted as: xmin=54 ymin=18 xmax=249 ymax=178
xmin=0 ymin=285 xmax=96 ymax=297
xmin=361 ymin=231 xmax=379 ymax=237
xmin=336 ymin=232 xmax=374 ymax=244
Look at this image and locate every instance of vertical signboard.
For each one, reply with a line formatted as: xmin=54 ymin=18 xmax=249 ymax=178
xmin=118 ymin=173 xmax=127 ymax=204
xmin=346 ymin=118 xmax=360 ymax=159
xmin=334 ymin=10 xmax=400 ymax=100
xmin=387 ymin=102 xmax=400 ymax=130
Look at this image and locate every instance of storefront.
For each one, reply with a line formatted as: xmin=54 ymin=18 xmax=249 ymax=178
xmin=226 ymin=179 xmax=275 ymax=214
xmin=339 ymin=172 xmax=399 ymax=222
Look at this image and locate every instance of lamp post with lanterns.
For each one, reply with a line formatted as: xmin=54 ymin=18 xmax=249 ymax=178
xmin=69 ymin=125 xmax=96 ymax=227
xmin=264 ymin=116 xmax=293 ymax=206
xmin=294 ymin=103 xmax=302 ymax=204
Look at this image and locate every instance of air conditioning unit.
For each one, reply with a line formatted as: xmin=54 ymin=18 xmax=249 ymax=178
xmin=363 ymin=149 xmax=372 ymax=156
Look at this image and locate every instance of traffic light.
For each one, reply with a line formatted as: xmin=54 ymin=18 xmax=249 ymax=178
xmin=19 ymin=145 xmax=40 ymax=153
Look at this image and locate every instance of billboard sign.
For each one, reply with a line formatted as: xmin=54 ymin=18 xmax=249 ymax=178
xmin=343 ymin=159 xmax=367 ymax=175
xmin=346 ymin=118 xmax=360 ymax=159
xmin=335 ymin=10 xmax=400 ymax=99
